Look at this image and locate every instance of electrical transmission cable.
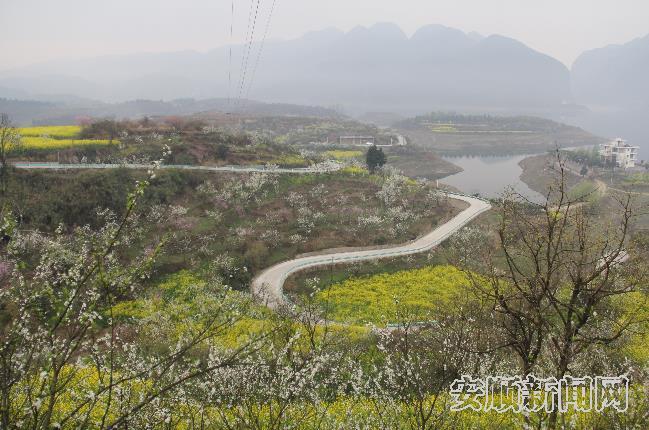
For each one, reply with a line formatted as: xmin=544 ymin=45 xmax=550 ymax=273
xmin=244 ymin=0 xmax=277 ymax=101
xmin=235 ymin=0 xmax=263 ymax=107
xmin=227 ymin=0 xmax=235 ymax=107
xmin=231 ymin=0 xmax=255 ymax=109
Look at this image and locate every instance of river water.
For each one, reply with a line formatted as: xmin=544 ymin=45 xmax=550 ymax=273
xmin=441 ymin=154 xmax=545 ymax=203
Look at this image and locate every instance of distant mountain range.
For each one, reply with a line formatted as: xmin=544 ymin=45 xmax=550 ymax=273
xmin=2 ymin=22 xmax=646 ymax=114
xmin=572 ymin=33 xmax=649 ymax=108
xmin=0 ymin=23 xmax=573 ymax=111
xmin=0 ymin=23 xmax=647 ymax=155
xmin=568 ymin=33 xmax=649 ymax=157
xmin=0 ymin=97 xmax=341 ymax=125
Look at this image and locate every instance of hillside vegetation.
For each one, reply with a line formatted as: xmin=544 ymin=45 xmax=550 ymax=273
xmin=8 ymin=118 xmax=315 ymax=167
xmin=1 ymin=117 xmax=647 ymax=429
xmin=396 ymin=112 xmax=604 ymax=155
xmin=4 ymin=120 xmax=459 ymax=289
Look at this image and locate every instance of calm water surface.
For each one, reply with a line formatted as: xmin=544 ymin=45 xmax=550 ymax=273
xmin=441 ymin=155 xmax=545 ymax=203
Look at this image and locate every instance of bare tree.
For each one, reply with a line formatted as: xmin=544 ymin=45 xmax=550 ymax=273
xmin=462 ymin=153 xmax=648 ymax=428
xmin=0 ymin=114 xmax=21 ymax=196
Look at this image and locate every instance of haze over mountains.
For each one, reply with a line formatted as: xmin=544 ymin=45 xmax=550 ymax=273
xmin=572 ymin=33 xmax=649 ymax=108
xmin=0 ymin=23 xmax=571 ymax=109
xmin=0 ymin=22 xmax=647 ymax=155
xmin=569 ymin=33 xmax=649 ymax=157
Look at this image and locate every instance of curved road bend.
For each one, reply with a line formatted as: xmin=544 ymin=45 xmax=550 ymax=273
xmin=12 ymin=161 xmax=491 ymax=310
xmin=252 ymin=194 xmax=491 ymax=309
xmin=11 ymin=161 xmax=341 ymax=174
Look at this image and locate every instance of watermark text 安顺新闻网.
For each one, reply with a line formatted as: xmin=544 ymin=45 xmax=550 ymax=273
xmin=449 ymin=375 xmax=629 ymax=413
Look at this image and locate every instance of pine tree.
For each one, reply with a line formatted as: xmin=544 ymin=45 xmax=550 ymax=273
xmin=366 ymin=145 xmax=387 ymax=173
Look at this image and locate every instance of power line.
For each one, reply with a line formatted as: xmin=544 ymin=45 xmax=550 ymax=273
xmin=245 ymin=0 xmax=278 ymax=101
xmin=241 ymin=0 xmax=256 ymax=65
xmin=232 ymin=0 xmax=256 ymax=109
xmin=235 ymin=0 xmax=263 ymax=107
xmin=227 ymin=0 xmax=235 ymax=106
xmin=237 ymin=0 xmax=262 ymax=106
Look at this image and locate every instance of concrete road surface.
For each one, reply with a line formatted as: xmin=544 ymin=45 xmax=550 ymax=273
xmin=12 ymin=161 xmax=490 ymax=311
xmin=251 ymin=193 xmax=491 ymax=309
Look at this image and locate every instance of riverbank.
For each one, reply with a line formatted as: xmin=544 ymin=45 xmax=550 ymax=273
xmin=386 ymin=145 xmax=462 ymax=179
xmin=440 ymin=154 xmax=545 ymax=202
xmin=519 ymin=153 xmax=600 ymax=197
xmin=519 ymin=154 xmax=556 ymax=195
xmin=518 ymin=152 xmax=649 ymax=198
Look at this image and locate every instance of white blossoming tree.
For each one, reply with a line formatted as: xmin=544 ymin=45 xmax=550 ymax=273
xmin=0 ymin=163 xmax=273 ymax=428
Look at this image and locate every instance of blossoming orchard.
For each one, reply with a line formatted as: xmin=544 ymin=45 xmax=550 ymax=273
xmin=1 ymin=47 xmax=649 ymax=428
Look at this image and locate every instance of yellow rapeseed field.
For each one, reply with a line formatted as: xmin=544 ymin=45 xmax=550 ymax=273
xmin=13 ymin=125 xmax=117 ymax=151
xmin=317 ymin=265 xmax=470 ymax=325
xmin=324 ymin=150 xmax=363 ymax=160
xmin=17 ymin=125 xmax=82 ymax=138
xmin=18 ymin=137 xmax=117 ymax=151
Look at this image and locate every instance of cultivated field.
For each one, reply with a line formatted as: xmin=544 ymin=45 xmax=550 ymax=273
xmin=396 ymin=113 xmax=605 ymax=155
xmin=14 ymin=125 xmax=118 ymax=151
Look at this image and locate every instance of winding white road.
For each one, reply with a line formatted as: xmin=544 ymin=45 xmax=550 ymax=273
xmin=12 ymin=161 xmax=491 ymax=310
xmin=251 ymin=193 xmax=491 ymax=308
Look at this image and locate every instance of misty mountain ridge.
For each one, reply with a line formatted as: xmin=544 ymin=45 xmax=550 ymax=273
xmin=0 ymin=96 xmax=343 ymax=126
xmin=0 ymin=23 xmax=572 ymax=111
xmin=572 ymin=33 xmax=649 ymax=108
xmin=567 ymin=33 xmax=649 ymax=158
xmin=2 ymin=22 xmax=647 ymax=158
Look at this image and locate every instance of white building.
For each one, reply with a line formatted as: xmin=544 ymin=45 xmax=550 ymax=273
xmin=600 ymin=138 xmax=639 ymax=168
xmin=339 ymin=136 xmax=375 ymax=146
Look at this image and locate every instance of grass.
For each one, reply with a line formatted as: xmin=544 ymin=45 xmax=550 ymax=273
xmin=625 ymin=172 xmax=649 ymax=185
xmin=568 ymin=180 xmax=601 ymax=203
xmin=269 ymin=154 xmax=309 ymax=167
xmin=428 ymin=124 xmax=458 ymax=133
xmin=323 ymin=150 xmax=363 ymax=160
xmin=316 ymin=265 xmax=470 ymax=326
xmin=339 ymin=166 xmax=369 ymax=176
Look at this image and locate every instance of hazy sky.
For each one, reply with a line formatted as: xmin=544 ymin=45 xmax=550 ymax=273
xmin=1 ymin=0 xmax=648 ymax=70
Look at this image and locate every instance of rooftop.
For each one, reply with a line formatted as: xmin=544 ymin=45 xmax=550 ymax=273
xmin=605 ymin=138 xmax=639 ymax=149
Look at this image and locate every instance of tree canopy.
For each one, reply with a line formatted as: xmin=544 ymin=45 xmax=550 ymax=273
xmin=366 ymin=144 xmax=387 ymax=173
